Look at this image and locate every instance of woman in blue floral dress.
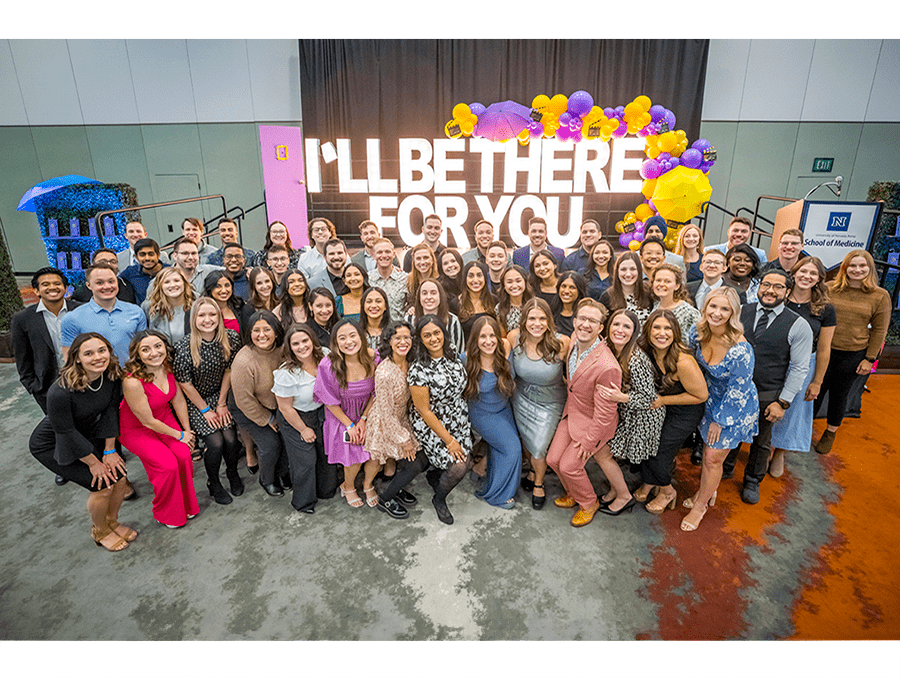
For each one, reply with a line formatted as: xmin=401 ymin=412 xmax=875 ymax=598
xmin=682 ymin=287 xmax=758 ymax=532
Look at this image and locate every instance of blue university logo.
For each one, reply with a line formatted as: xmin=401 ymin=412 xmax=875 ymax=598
xmin=827 ymin=212 xmax=851 ymax=232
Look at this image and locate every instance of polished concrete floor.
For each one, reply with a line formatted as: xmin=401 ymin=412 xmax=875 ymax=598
xmin=1 ymin=362 xmax=897 ymax=653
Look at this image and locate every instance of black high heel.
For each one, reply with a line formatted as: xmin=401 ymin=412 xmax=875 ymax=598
xmin=521 ymin=473 xmax=535 ymax=493
xmin=531 ymin=483 xmax=546 ymax=510
xmin=207 ymin=480 xmax=233 ymax=505
xmin=598 ymin=497 xmax=636 ymax=516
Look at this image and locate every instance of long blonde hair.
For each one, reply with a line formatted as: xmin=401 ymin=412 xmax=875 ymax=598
xmin=695 ymin=286 xmax=744 ymax=347
xmin=147 ymin=268 xmax=195 ymax=320
xmin=189 ymin=297 xmax=233 ymax=367
xmin=830 ymin=249 xmax=880 ymax=294
xmin=675 ymin=224 xmax=704 ymax=257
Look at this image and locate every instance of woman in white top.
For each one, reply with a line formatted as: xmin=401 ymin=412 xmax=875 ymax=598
xmin=650 ymin=263 xmax=701 ymax=337
xmin=404 ymin=278 xmax=465 ymax=354
xmin=272 ymin=323 xmax=337 ymax=512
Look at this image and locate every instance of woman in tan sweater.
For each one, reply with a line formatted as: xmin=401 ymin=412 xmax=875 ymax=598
xmin=814 ymin=250 xmax=892 ymax=454
xmin=228 ymin=310 xmax=290 ymax=496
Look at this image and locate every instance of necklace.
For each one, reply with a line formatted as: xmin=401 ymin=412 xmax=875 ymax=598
xmin=86 ymin=372 xmax=104 ymax=392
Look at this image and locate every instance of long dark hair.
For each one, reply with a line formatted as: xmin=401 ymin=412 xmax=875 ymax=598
xmin=361 ymin=286 xmax=390 ymax=336
xmin=527 ymin=250 xmax=559 ymax=294
xmin=413 ymin=314 xmax=456 ymax=364
xmin=463 ymin=316 xmax=515 ymax=399
xmin=263 ymin=220 xmax=294 ymax=256
xmin=281 ymin=322 xmax=324 ymax=370
xmin=605 ymin=308 xmax=641 ymax=390
xmin=329 ymin=318 xmax=375 ymax=388
xmin=59 ymin=332 xmax=124 ymax=391
xmin=459 ymin=260 xmax=497 ymax=321
xmin=495 ymin=265 xmax=534 ymax=333
xmin=342 ymin=261 xmax=370 ymax=295
xmin=249 ymin=266 xmax=278 ymax=311
xmin=437 ymin=247 xmax=464 ymax=298
xmin=585 ymin=240 xmax=616 ymax=281
xmin=203 ymin=270 xmax=244 ymax=318
xmin=276 ymin=268 xmax=310 ymax=332
xmin=413 ymin=278 xmax=451 ymax=325
xmin=608 ymin=251 xmax=652 ymax=311
xmin=307 ymin=287 xmax=338 ymax=333
xmin=124 ymin=329 xmax=175 ymax=383
xmin=247 ymin=309 xmax=285 ymax=349
xmin=552 ymin=270 xmax=587 ymax=315
xmin=639 ymin=309 xmax=686 ymax=394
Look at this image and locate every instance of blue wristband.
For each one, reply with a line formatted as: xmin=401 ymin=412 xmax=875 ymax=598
xmin=199 ymin=406 xmax=211 ymax=414
xmin=103 ymin=450 xmax=116 ymax=456
xmin=179 ymin=431 xmax=185 ymax=441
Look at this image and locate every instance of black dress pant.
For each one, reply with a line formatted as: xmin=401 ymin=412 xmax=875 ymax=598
xmin=228 ymin=394 xmax=288 ymax=486
xmin=724 ymin=394 xmax=777 ymax=487
xmin=277 ymin=407 xmax=338 ymax=510
xmin=816 ymin=348 xmax=867 ymax=427
xmin=640 ymin=402 xmax=705 ymax=486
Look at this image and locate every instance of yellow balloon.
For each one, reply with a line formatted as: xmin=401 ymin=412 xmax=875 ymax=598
xmin=452 ymin=103 xmax=471 ymax=120
xmin=532 ymin=95 xmax=550 ymax=113
xmin=460 ymin=119 xmax=475 ymax=136
xmin=518 ymin=128 xmax=530 ymax=142
xmin=634 ymin=95 xmax=652 ymax=111
xmin=624 ymin=102 xmax=643 ymax=122
xmin=518 ymin=136 xmax=530 ymax=146
xmin=635 ymin=204 xmax=654 ymax=221
xmin=674 ymin=129 xmax=687 ymax=142
xmin=444 ymin=119 xmax=462 ymax=139
xmin=548 ymin=94 xmax=568 ymax=116
xmin=646 ymin=146 xmax=661 ymax=159
xmin=624 ymin=212 xmax=637 ymax=224
xmin=615 ymin=221 xmax=626 ymax=234
xmin=642 ymin=179 xmax=657 ymax=199
xmin=628 ymin=240 xmax=641 ymax=251
xmin=657 ymin=131 xmax=677 ymax=153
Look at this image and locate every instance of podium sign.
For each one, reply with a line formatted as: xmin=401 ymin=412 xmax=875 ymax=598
xmin=799 ymin=200 xmax=882 ymax=270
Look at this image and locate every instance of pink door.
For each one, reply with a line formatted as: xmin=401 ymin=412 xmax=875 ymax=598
xmin=259 ymin=125 xmax=309 ymax=248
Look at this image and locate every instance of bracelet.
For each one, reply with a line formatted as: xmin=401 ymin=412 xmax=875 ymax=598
xmin=347 ymin=422 xmax=355 ymax=430
xmin=199 ymin=406 xmax=211 ymax=414
xmin=866 ymin=356 xmax=877 ymax=364
xmin=103 ymin=450 xmax=116 ymax=456
xmin=360 ymin=414 xmax=368 ymax=421
xmin=179 ymin=430 xmax=185 ymax=441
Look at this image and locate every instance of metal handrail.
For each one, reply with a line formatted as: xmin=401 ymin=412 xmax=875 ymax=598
xmin=94 ymin=195 xmax=228 ymax=250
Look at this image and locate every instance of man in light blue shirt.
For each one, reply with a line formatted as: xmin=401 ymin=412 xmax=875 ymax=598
xmin=61 ymin=264 xmax=147 ymax=363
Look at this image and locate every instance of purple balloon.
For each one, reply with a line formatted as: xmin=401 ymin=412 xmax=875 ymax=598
xmin=570 ymin=129 xmax=583 ymax=143
xmin=603 ymin=107 xmax=616 ymax=119
xmin=633 ymin=228 xmax=644 ymax=241
xmin=669 ymin=157 xmax=680 ymax=168
xmin=638 ymin=125 xmax=653 ymax=138
xmin=657 ymin=152 xmax=671 ymax=162
xmin=558 ymin=112 xmax=572 ymax=126
xmin=640 ymin=158 xmax=662 ymax=180
xmin=619 ymin=233 xmax=634 ymax=248
xmin=699 ymin=160 xmax=713 ymax=173
xmin=567 ymin=90 xmax=594 ymax=117
xmin=530 ymin=122 xmax=544 ymax=139
xmin=649 ymin=104 xmax=667 ymax=123
xmin=469 ymin=102 xmax=486 ymax=117
xmin=612 ymin=119 xmax=628 ymax=138
xmin=569 ymin=117 xmax=582 ymax=131
xmin=556 ymin=126 xmax=572 ymax=142
xmin=691 ymin=138 xmax=712 ymax=152
xmin=664 ymin=110 xmax=676 ymax=129
xmin=615 ymin=105 xmax=625 ymax=116
xmin=681 ymin=148 xmax=702 ymax=169
xmin=647 ymin=200 xmax=657 ymax=211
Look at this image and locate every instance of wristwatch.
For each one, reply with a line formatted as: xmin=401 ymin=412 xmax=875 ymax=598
xmin=777 ymin=398 xmax=791 ymax=410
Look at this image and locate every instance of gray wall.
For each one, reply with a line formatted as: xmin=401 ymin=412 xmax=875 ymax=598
xmin=0 ymin=39 xmax=301 ymax=272
xmin=700 ymin=39 xmax=900 ymax=247
xmin=3 ymin=39 xmax=899 ymax=272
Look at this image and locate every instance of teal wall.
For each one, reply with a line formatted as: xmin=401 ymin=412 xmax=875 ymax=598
xmin=0 ymin=122 xmax=304 ymax=272
xmin=699 ymin=121 xmax=900 ymax=247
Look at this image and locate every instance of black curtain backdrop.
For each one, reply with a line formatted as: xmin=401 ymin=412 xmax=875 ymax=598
xmin=298 ymin=39 xmax=709 ymax=244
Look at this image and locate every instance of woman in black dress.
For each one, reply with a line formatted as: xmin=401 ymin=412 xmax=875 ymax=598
xmin=457 ymin=260 xmax=497 ymax=342
xmin=174 ymin=297 xmax=244 ymax=505
xmin=552 ymin=270 xmax=586 ymax=339
xmin=29 ymin=332 xmax=134 ymax=552
xmin=307 ymin=287 xmax=340 ymax=347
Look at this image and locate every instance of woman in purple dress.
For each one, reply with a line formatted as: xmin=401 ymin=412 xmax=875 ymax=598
xmin=313 ymin=318 xmax=378 ymax=508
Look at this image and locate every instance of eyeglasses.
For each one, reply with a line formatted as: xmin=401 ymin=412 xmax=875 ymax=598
xmin=759 ymin=282 xmax=787 ymax=291
xmin=311 ymin=226 xmax=330 ymax=233
xmin=575 ymin=316 xmax=602 ymax=327
xmin=223 ymin=254 xmax=244 ymax=260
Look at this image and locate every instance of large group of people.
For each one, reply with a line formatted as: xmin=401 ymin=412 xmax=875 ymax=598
xmin=11 ymin=213 xmax=892 ymax=550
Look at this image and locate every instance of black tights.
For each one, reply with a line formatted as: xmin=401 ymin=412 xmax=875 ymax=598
xmin=434 ymin=460 xmax=470 ymax=501
xmin=203 ymin=427 xmax=241 ymax=484
xmin=380 ymin=450 xmax=429 ymax=502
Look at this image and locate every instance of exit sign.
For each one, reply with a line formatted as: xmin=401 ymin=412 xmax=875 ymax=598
xmin=813 ymin=157 xmax=834 ymax=172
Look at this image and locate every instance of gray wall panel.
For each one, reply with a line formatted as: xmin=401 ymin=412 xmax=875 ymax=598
xmin=9 ymin=39 xmax=83 ymax=126
xmin=0 ymin=40 xmax=29 ymax=126
xmin=247 ymin=40 xmax=302 ymax=122
xmin=740 ymin=40 xmax=814 ymax=122
xmin=802 ymin=41 xmax=880 ymax=122
xmin=127 ymin=40 xmax=197 ymax=124
xmin=846 ymin=123 xmax=900 ymax=201
xmin=787 ymin=122 xmax=863 ymax=198
xmin=0 ymin=127 xmax=45 ymax=271
xmin=30 ymin=126 xmax=95 ymax=182
xmin=188 ymin=40 xmax=255 ymax=123
xmin=68 ymin=40 xmax=140 ymax=125
xmin=702 ymin=40 xmax=750 ymax=122
xmin=867 ymin=41 xmax=900 ymax=122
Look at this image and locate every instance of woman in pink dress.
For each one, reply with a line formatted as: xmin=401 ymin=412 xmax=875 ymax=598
xmin=312 ymin=318 xmax=377 ymax=508
xmin=120 ymin=330 xmax=199 ymax=528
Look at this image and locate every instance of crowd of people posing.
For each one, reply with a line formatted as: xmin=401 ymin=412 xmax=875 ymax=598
xmin=12 ymin=212 xmax=892 ymax=552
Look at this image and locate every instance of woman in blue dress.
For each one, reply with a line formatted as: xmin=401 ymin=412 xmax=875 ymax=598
xmin=683 ymin=286 xmax=759 ymax=532
xmin=463 ymin=316 xmax=520 ymax=510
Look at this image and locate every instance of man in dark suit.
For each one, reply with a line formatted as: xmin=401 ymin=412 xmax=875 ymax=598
xmin=11 ymin=267 xmax=80 ymax=485
xmin=511 ymin=216 xmax=564 ymax=270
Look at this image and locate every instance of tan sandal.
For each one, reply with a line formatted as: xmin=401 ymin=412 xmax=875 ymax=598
xmin=363 ymin=486 xmax=378 ymax=508
xmin=108 ymin=520 xmax=138 ymax=542
xmin=682 ymin=491 xmax=716 ymax=510
xmin=680 ymin=505 xmax=708 ymax=532
xmin=92 ymin=524 xmax=129 ymax=552
xmin=341 ymin=486 xmax=363 ymax=508
xmin=633 ymin=485 xmax=657 ymax=503
xmin=646 ymin=490 xmax=677 ymax=515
